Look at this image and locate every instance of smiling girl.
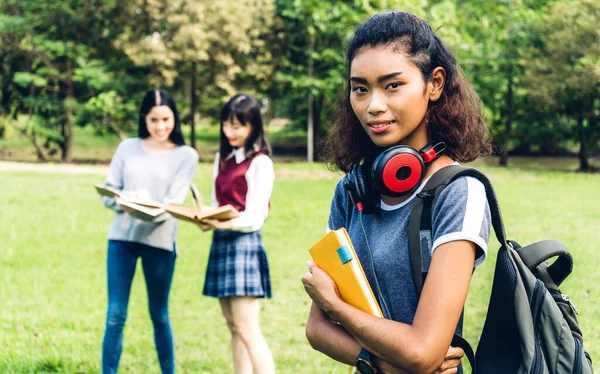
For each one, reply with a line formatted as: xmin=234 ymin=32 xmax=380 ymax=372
xmin=199 ymin=94 xmax=275 ymax=374
xmin=100 ymin=89 xmax=198 ymax=374
xmin=302 ymin=12 xmax=492 ymax=374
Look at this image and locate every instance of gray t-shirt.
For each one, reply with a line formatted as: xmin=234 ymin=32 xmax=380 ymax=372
xmin=328 ymin=174 xmax=491 ymax=326
xmin=102 ymin=138 xmax=199 ymax=251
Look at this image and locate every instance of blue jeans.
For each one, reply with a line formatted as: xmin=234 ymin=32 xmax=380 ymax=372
xmin=102 ymin=240 xmax=176 ymax=374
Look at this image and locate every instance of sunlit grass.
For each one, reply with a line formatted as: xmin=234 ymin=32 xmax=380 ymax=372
xmin=0 ymin=163 xmax=598 ymax=373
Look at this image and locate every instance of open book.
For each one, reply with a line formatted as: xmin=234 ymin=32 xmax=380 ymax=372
xmin=308 ymin=228 xmax=383 ymax=318
xmin=164 ymin=203 xmax=239 ymax=223
xmin=94 ymin=184 xmax=240 ymax=222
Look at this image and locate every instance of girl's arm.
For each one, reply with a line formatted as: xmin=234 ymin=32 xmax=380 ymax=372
xmin=101 ymin=142 xmax=126 ymax=212
xmin=303 ymin=239 xmax=476 ymax=373
xmin=306 ymin=302 xmax=362 ymax=365
xmin=306 ymin=302 xmax=412 ymax=373
xmin=160 ymin=148 xmax=199 ymax=205
xmin=210 ymin=152 xmax=220 ymax=209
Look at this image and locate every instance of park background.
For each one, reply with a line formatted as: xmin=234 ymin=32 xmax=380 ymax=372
xmin=0 ymin=0 xmax=598 ymax=373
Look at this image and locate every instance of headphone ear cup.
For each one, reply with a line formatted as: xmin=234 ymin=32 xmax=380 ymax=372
xmin=344 ymin=164 xmax=378 ymax=214
xmin=372 ymin=146 xmax=425 ymax=197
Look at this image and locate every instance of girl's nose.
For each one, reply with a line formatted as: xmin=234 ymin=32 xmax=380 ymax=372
xmin=367 ymin=91 xmax=387 ymax=116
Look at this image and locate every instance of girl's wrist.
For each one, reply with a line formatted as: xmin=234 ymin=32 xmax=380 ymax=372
xmin=323 ymin=297 xmax=346 ymax=322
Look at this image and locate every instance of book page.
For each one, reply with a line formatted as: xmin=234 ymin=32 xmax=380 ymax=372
xmin=164 ymin=204 xmax=200 ymax=223
xmin=196 ymin=205 xmax=239 ymax=221
xmin=117 ymin=199 xmax=165 ymax=220
xmin=163 ymin=204 xmax=240 ymax=222
xmin=94 ymin=184 xmax=121 ymax=198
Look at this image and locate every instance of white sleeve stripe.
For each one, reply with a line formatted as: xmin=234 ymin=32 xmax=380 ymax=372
xmin=431 ymin=232 xmax=488 ymax=267
xmin=462 ymin=177 xmax=486 ymax=238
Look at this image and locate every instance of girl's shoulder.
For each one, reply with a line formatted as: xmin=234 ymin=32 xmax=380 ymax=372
xmin=433 ymin=175 xmax=488 ymax=214
xmin=332 ymin=176 xmax=351 ymax=204
xmin=118 ymin=137 xmax=140 ymax=148
xmin=250 ymin=153 xmax=274 ymax=172
xmin=176 ymin=144 xmax=199 ymax=161
xmin=253 ymin=152 xmax=272 ymax=162
xmin=113 ymin=137 xmax=141 ymax=155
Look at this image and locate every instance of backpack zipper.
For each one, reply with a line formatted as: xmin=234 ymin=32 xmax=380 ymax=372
xmin=550 ymin=290 xmax=580 ymax=315
xmin=561 ymin=294 xmax=580 ymax=315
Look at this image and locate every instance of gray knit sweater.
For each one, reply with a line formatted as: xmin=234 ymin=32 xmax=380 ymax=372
xmin=101 ymin=138 xmax=199 ymax=251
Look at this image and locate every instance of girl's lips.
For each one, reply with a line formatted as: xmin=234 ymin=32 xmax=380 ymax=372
xmin=368 ymin=121 xmax=394 ymax=134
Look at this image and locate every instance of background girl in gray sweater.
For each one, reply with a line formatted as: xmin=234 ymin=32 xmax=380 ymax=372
xmin=100 ymin=89 xmax=198 ymax=374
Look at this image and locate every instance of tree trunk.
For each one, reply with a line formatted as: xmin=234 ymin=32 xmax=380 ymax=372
xmin=500 ymin=68 xmax=513 ymax=166
xmin=27 ymin=92 xmax=48 ymax=161
xmin=313 ymin=95 xmax=324 ymax=161
xmin=306 ymin=31 xmax=315 ymax=163
xmin=62 ymin=60 xmax=74 ymax=162
xmin=190 ymin=62 xmax=197 ymax=150
xmin=577 ymin=115 xmax=589 ymax=172
xmin=500 ymin=0 xmax=514 ymax=167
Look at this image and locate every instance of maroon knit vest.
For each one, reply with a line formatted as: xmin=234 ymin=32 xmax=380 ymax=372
xmin=215 ymin=152 xmax=263 ymax=212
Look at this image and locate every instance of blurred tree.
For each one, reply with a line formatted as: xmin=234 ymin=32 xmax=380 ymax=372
xmin=0 ymin=0 xmax=134 ymax=161
xmin=443 ymin=0 xmax=553 ymax=165
xmin=114 ymin=0 xmax=275 ymax=149
xmin=521 ymin=0 xmax=599 ymax=170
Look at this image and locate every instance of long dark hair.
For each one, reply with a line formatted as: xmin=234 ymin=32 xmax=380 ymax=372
xmin=325 ymin=12 xmax=491 ymax=173
xmin=138 ymin=89 xmax=185 ymax=145
xmin=219 ymin=94 xmax=272 ymax=164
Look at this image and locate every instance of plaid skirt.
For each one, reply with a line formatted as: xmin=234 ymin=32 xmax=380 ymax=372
xmin=202 ymin=230 xmax=272 ymax=298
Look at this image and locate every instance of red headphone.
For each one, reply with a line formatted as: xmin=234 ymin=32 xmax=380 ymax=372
xmin=344 ymin=142 xmax=446 ymax=213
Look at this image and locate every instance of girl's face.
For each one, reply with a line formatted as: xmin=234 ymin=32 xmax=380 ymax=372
xmin=145 ymin=105 xmax=175 ymax=143
xmin=222 ymin=117 xmax=252 ymax=149
xmin=349 ymin=44 xmax=442 ymax=149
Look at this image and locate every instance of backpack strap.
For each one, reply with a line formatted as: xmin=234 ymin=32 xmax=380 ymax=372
xmin=409 ymin=165 xmax=508 ymax=293
xmin=408 ymin=165 xmax=508 ymax=374
xmin=513 ymin=239 xmax=573 ymax=287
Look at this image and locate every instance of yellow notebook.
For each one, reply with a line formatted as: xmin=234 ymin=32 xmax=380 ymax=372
xmin=308 ymin=228 xmax=383 ymax=318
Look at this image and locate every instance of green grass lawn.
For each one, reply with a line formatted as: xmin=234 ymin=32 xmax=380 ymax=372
xmin=0 ymin=163 xmax=598 ymax=373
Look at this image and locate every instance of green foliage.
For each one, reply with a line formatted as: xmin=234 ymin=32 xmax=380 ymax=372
xmin=1 ymin=0 xmax=598 ymax=164
xmin=80 ymin=91 xmax=138 ymax=138
xmin=521 ymin=0 xmax=600 ymax=154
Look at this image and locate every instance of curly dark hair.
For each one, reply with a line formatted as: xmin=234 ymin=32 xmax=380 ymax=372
xmin=325 ymin=12 xmax=492 ymax=173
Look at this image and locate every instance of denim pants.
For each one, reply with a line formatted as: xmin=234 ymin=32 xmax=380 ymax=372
xmin=102 ymin=240 xmax=176 ymax=374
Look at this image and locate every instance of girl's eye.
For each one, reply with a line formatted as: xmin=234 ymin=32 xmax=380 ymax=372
xmin=351 ymin=86 xmax=367 ymax=93
xmin=387 ymin=82 xmax=402 ymax=89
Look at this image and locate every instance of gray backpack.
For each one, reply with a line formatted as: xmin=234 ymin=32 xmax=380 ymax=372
xmin=409 ymin=165 xmax=593 ymax=374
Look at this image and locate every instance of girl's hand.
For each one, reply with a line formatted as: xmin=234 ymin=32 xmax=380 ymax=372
xmin=433 ymin=346 xmax=464 ymax=373
xmin=199 ymin=218 xmax=233 ymax=231
xmin=196 ymin=222 xmax=211 ymax=232
xmin=115 ymin=197 xmax=136 ymax=215
xmin=301 ymin=260 xmax=342 ymax=315
xmin=375 ymin=345 xmax=464 ymax=373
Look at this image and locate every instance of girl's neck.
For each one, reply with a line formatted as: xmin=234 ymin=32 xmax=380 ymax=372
xmin=141 ymin=137 xmax=176 ymax=153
